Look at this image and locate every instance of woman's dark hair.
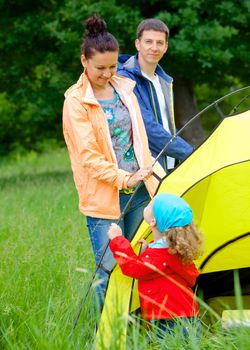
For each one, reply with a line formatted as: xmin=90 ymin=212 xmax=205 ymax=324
xmin=81 ymin=15 xmax=119 ymax=58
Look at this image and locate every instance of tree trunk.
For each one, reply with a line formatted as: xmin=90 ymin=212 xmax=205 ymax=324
xmin=173 ymin=75 xmax=204 ymax=147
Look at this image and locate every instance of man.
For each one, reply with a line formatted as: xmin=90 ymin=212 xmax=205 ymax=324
xmin=118 ymin=18 xmax=193 ymax=171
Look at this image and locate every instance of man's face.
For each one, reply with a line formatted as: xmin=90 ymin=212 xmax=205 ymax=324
xmin=135 ymin=30 xmax=168 ymax=65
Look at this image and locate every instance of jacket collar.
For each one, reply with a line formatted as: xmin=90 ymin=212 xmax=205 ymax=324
xmin=69 ymin=71 xmax=136 ymax=105
xmin=119 ymin=54 xmax=173 ymax=84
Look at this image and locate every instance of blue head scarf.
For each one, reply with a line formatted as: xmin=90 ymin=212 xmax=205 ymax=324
xmin=153 ymin=193 xmax=193 ymax=233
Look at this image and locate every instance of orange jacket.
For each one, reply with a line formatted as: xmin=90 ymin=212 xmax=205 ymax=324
xmin=63 ymin=72 xmax=164 ymax=219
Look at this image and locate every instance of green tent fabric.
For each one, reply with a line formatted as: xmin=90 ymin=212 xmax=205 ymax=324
xmin=96 ymin=109 xmax=250 ymax=349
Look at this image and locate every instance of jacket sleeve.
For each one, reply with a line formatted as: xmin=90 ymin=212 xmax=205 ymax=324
xmin=63 ymin=95 xmax=131 ymax=189
xmin=109 ymin=236 xmax=165 ymax=279
xmin=117 ymin=69 xmax=193 ymax=161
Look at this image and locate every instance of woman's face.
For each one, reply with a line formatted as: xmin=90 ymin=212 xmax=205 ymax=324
xmin=81 ymin=51 xmax=118 ymax=89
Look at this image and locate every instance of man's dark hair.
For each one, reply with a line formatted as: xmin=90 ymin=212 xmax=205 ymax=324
xmin=137 ymin=18 xmax=169 ymax=40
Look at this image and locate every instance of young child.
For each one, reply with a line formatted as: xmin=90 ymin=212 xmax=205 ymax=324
xmin=108 ymin=193 xmax=203 ymax=338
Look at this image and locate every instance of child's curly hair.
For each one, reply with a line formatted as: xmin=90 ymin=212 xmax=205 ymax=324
xmin=165 ymin=222 xmax=204 ymax=264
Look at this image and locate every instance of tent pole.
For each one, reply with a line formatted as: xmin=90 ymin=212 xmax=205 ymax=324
xmin=70 ymin=85 xmax=250 ymax=333
xmin=70 ymin=130 xmax=177 ymax=333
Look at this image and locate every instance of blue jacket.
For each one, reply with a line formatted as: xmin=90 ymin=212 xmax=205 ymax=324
xmin=117 ymin=54 xmax=193 ymax=168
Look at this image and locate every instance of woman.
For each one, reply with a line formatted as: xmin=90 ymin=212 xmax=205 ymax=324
xmin=63 ymin=15 xmax=163 ymax=306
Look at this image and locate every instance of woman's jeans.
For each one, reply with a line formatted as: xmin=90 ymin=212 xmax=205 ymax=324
xmin=86 ymin=184 xmax=150 ymax=309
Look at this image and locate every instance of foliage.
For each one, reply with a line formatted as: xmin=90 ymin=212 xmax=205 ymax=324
xmin=0 ymin=0 xmax=249 ymax=155
xmin=157 ymin=0 xmax=250 ymax=86
xmin=122 ymin=0 xmax=250 ymax=86
xmin=0 ymin=0 xmax=140 ymax=155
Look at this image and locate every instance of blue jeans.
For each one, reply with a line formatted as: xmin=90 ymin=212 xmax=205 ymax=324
xmin=86 ymin=184 xmax=150 ymax=308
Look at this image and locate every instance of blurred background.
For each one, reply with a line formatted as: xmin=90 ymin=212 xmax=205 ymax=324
xmin=0 ymin=2 xmax=249 ymax=348
xmin=0 ymin=0 xmax=249 ymax=157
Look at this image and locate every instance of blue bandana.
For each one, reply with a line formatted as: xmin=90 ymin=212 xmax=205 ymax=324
xmin=153 ymin=193 xmax=193 ymax=233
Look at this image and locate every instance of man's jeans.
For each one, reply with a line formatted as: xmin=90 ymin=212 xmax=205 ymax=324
xmin=86 ymin=185 xmax=150 ymax=308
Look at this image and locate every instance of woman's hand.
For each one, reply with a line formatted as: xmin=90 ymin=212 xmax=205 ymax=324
xmin=108 ymin=223 xmax=123 ymax=240
xmin=127 ymin=166 xmax=153 ymax=188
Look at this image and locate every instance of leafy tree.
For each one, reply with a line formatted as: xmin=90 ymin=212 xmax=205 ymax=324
xmin=121 ymin=0 xmax=250 ymax=143
xmin=0 ymin=0 xmax=140 ymax=155
xmin=0 ymin=0 xmax=249 ymax=154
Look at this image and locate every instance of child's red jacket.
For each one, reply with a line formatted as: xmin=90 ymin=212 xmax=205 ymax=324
xmin=110 ymin=236 xmax=199 ymax=321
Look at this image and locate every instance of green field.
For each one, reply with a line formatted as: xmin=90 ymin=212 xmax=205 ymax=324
xmin=0 ymin=149 xmax=97 ymax=349
xmin=1 ymin=149 xmax=250 ymax=349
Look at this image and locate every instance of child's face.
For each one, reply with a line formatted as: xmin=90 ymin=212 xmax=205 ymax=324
xmin=143 ymin=199 xmax=155 ymax=225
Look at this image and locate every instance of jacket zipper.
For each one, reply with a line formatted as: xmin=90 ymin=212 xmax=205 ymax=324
xmin=169 ymin=83 xmax=176 ymax=134
xmin=148 ymin=81 xmax=167 ymax=171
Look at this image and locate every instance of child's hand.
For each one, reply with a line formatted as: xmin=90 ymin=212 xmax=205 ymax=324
xmin=108 ymin=223 xmax=122 ymax=240
xmin=138 ymin=238 xmax=148 ymax=253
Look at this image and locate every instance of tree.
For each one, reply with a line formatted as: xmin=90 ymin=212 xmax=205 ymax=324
xmin=121 ymin=0 xmax=250 ymax=144
xmin=0 ymin=0 xmax=249 ymax=153
xmin=0 ymin=0 xmax=140 ymax=155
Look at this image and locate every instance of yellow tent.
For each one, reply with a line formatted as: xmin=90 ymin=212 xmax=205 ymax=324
xmin=96 ymin=109 xmax=250 ymax=349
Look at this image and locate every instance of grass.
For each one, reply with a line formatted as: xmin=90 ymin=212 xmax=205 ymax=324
xmin=0 ymin=149 xmax=95 ymax=349
xmin=0 ymin=148 xmax=250 ymax=349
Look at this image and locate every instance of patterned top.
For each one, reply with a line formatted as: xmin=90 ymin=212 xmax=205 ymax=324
xmin=98 ymin=90 xmax=139 ymax=173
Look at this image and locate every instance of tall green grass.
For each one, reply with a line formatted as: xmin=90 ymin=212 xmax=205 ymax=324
xmin=1 ymin=149 xmax=250 ymax=349
xmin=0 ymin=149 xmax=95 ymax=349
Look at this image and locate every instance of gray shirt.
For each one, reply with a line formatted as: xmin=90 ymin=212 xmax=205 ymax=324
xmin=98 ymin=90 xmax=139 ymax=173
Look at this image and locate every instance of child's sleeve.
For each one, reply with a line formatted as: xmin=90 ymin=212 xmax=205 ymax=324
xmin=109 ymin=236 xmax=157 ymax=279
